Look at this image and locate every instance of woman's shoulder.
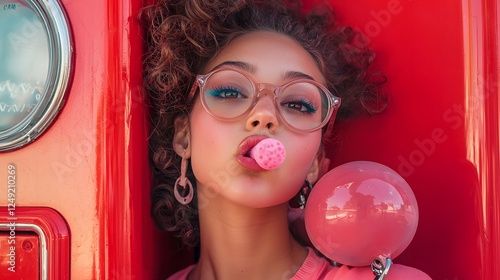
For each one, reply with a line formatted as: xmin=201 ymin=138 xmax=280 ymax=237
xmin=165 ymin=250 xmax=431 ymax=280
xmin=166 ymin=264 xmax=196 ymax=280
xmin=291 ymin=247 xmax=339 ymax=279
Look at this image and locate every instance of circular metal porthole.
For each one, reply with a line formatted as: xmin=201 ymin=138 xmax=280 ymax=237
xmin=0 ymin=0 xmax=72 ymax=152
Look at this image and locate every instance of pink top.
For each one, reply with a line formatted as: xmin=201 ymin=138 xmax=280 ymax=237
xmin=166 ymin=248 xmax=431 ymax=280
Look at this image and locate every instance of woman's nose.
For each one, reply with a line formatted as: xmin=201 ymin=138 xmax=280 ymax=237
xmin=245 ymin=93 xmax=279 ymax=132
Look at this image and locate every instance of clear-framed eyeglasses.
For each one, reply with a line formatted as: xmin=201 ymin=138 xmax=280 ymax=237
xmin=187 ymin=66 xmax=341 ymax=132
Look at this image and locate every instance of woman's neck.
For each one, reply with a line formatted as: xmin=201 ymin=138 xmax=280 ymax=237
xmin=190 ymin=194 xmax=307 ymax=280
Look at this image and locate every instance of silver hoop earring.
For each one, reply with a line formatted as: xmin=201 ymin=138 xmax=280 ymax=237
xmin=298 ymin=180 xmax=313 ymax=209
xmin=174 ymin=150 xmax=194 ymax=205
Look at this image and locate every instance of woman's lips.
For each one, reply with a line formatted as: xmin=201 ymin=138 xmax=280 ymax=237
xmin=237 ymin=135 xmax=268 ymax=171
xmin=237 ymin=136 xmax=287 ymax=171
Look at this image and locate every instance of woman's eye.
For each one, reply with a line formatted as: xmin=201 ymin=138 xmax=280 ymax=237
xmin=207 ymin=87 xmax=245 ymax=99
xmin=281 ymin=100 xmax=317 ymax=114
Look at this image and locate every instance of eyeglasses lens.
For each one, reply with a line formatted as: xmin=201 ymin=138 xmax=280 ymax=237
xmin=201 ymin=69 xmax=332 ymax=131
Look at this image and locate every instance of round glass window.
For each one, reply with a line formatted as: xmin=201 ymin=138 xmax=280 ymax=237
xmin=0 ymin=0 xmax=72 ymax=151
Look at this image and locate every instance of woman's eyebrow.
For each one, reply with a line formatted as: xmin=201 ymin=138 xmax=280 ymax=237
xmin=283 ymin=71 xmax=315 ymax=81
xmin=211 ymin=61 xmax=256 ymax=72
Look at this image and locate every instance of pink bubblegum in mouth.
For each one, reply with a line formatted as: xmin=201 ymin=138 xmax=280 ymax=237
xmin=248 ymin=138 xmax=286 ymax=170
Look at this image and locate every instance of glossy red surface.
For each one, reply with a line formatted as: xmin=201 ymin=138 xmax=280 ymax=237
xmin=0 ymin=0 xmax=497 ymax=279
xmin=0 ymin=232 xmax=39 ymax=279
xmin=0 ymin=207 xmax=70 ymax=279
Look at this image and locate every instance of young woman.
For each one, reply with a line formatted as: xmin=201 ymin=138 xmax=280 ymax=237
xmin=142 ymin=0 xmax=430 ymax=279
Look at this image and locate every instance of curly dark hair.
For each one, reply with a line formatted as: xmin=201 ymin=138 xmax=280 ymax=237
xmin=141 ymin=0 xmax=387 ymax=247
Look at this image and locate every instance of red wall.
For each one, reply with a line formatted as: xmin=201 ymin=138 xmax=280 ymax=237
xmin=323 ymin=0 xmax=500 ymax=279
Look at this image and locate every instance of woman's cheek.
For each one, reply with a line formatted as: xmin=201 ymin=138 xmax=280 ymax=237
xmin=283 ymin=133 xmax=321 ymax=172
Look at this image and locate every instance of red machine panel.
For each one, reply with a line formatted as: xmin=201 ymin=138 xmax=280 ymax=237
xmin=0 ymin=207 xmax=70 ymax=279
xmin=0 ymin=232 xmax=39 ymax=279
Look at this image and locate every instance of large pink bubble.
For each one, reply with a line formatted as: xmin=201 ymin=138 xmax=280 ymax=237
xmin=304 ymin=161 xmax=419 ymax=266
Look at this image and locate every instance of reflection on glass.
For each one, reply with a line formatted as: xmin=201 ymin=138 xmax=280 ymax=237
xmin=0 ymin=1 xmax=49 ymax=132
